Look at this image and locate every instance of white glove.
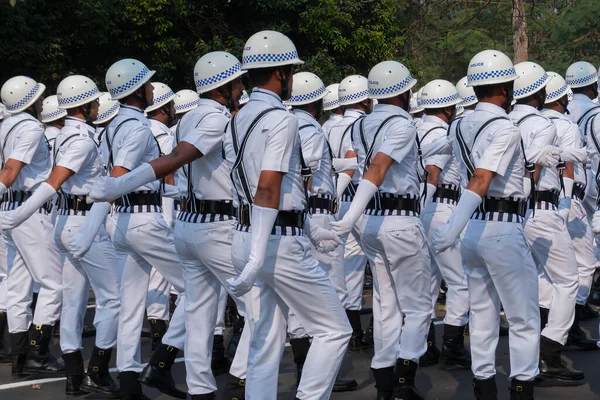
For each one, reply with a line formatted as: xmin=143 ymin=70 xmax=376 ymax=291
xmin=421 ymin=137 xmax=452 ymax=158
xmin=523 ymin=177 xmax=532 ymax=199
xmin=332 ymin=157 xmax=358 ymax=174
xmin=420 ymin=183 xmax=437 ymax=211
xmin=306 ymin=217 xmax=343 ymax=253
xmin=336 ymin=173 xmax=352 ymax=202
xmin=68 ymin=202 xmax=111 ymax=259
xmin=331 ymin=179 xmax=378 ymax=238
xmin=2 ymin=182 xmax=56 ymax=230
xmin=226 ymin=205 xmax=278 ymax=297
xmin=87 ymin=163 xmax=157 ymax=203
xmin=558 ymin=177 xmax=574 ymax=222
xmin=538 ymin=145 xmax=562 ymax=167
xmin=560 ymin=147 xmax=589 ymax=164
xmin=433 ymin=189 xmax=482 ymax=253
xmin=592 ymin=210 xmax=600 ymax=234
xmin=162 ymin=196 xmax=175 ymax=228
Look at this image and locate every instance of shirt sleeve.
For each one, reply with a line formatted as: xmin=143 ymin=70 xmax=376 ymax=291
xmin=10 ymin=121 xmax=45 ymax=165
xmin=261 ymin=112 xmax=297 ymax=173
xmin=557 ymin=121 xmax=578 ymax=150
xmin=113 ymin=125 xmax=156 ymax=171
xmin=182 ymin=113 xmax=228 ymax=156
xmin=478 ymin=124 xmax=521 ymax=176
xmin=421 ymin=127 xmax=450 ymax=170
xmin=299 ymin=126 xmax=324 ymax=172
xmin=56 ymin=138 xmax=96 ymax=173
xmin=524 ymin=119 xmax=557 ymax=163
xmin=378 ymin=120 xmax=416 ymax=164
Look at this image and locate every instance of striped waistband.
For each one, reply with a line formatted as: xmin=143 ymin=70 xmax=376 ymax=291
xmin=235 ymin=223 xmax=304 ymax=236
xmin=177 ymin=211 xmax=235 ymax=224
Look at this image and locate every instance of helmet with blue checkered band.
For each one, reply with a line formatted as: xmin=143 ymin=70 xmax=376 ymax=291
xmin=323 ymin=84 xmax=340 ymax=111
xmin=565 ymin=61 xmax=597 ymax=89
xmin=409 ymin=92 xmax=423 ymax=114
xmin=456 ymin=76 xmax=478 ymax=107
xmin=40 ymin=95 xmax=67 ymax=123
xmin=368 ymin=61 xmax=417 ymax=100
xmin=285 ymin=72 xmax=328 ymax=106
xmin=513 ymin=62 xmax=551 ymax=100
xmin=173 ymin=89 xmax=199 ymax=115
xmin=544 ymin=72 xmax=569 ymax=104
xmin=466 ymin=50 xmax=518 ymax=87
xmin=194 ymin=51 xmax=246 ymax=94
xmin=239 ymin=90 xmax=250 ymax=106
xmin=105 ymin=58 xmax=155 ymax=100
xmin=338 ymin=75 xmax=369 ymax=106
xmin=420 ymin=80 xmax=461 ymax=109
xmin=1 ymin=76 xmax=46 ymax=114
xmin=57 ymin=75 xmax=102 ymax=110
xmin=145 ymin=82 xmax=176 ymax=113
xmin=93 ymin=92 xmax=120 ymax=125
xmin=242 ymin=30 xmax=304 ymax=70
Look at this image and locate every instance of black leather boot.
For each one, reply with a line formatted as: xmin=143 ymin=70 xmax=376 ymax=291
xmin=510 ymin=379 xmax=534 ymax=400
xmin=226 ymin=315 xmax=244 ymax=360
xmin=0 ymin=311 xmax=11 ymax=364
xmin=347 ymin=309 xmax=373 ymax=352
xmin=63 ymin=350 xmax=87 ymax=396
xmin=221 ymin=373 xmax=245 ymax=400
xmin=539 ymin=307 xmax=549 ymax=331
xmin=536 ymin=336 xmax=584 ymax=386
xmin=82 ymin=346 xmax=119 ymax=396
xmin=10 ymin=331 xmax=28 ymax=376
xmin=393 ymin=358 xmax=424 ymax=400
xmin=567 ymin=304 xmax=599 ymax=350
xmin=473 ymin=376 xmax=497 ymax=400
xmin=24 ymin=325 xmax=65 ymax=374
xmin=149 ymin=319 xmax=167 ymax=352
xmin=120 ymin=371 xmax=150 ymax=400
xmin=191 ymin=393 xmax=216 ymax=399
xmin=211 ymin=334 xmax=231 ymax=376
xmin=588 ymin=272 xmax=600 ymax=306
xmin=372 ymin=366 xmax=395 ymax=400
xmin=169 ymin=293 xmax=178 ymax=319
xmin=224 ymin=295 xmax=237 ymax=328
xmin=440 ymin=324 xmax=471 ymax=370
xmin=580 ymin=302 xmax=599 ymax=320
xmin=418 ymin=321 xmax=440 ymax=367
xmin=363 ymin=315 xmax=374 ymax=346
xmin=139 ymin=344 xmax=186 ymax=398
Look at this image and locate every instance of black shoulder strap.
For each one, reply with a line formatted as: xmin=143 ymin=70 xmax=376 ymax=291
xmin=341 ymin=117 xmax=364 ymax=158
xmin=362 ymin=115 xmax=407 ymax=173
xmin=0 ymin=119 xmax=29 ymax=168
xmin=420 ymin=126 xmax=446 ymax=143
xmin=52 ymin=133 xmax=81 ymax=169
xmin=105 ymin=118 xmax=136 ymax=173
xmin=577 ymin=105 xmax=600 ymax=126
xmin=516 ymin=113 xmax=541 ymax=126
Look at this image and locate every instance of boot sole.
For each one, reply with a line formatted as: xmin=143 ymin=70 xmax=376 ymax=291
xmin=440 ymin=362 xmax=471 ymax=371
xmin=332 ymin=382 xmax=358 ymax=392
xmin=535 ymin=376 xmax=586 ymax=387
xmin=80 ymin=384 xmax=120 ymax=398
xmin=139 ymin=376 xmax=187 ymax=399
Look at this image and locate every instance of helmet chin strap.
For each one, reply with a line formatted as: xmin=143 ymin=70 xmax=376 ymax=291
xmin=80 ymin=103 xmax=93 ymax=124
xmin=534 ymin=92 xmax=546 ymax=111
xmin=279 ymin=69 xmax=291 ymax=100
xmin=162 ymin=104 xmax=176 ymax=126
xmin=557 ymin=96 xmax=570 ymax=114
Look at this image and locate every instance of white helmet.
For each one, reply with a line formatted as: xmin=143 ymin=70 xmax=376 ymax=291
xmin=544 ymin=72 xmax=569 ymax=104
xmin=323 ymin=84 xmax=340 ymax=111
xmin=368 ymin=61 xmax=417 ymax=100
xmin=40 ymin=95 xmax=67 ymax=123
xmin=286 ymin=72 xmax=328 ymax=106
xmin=565 ymin=61 xmax=598 ymax=89
xmin=242 ymin=30 xmax=304 ymax=70
xmin=173 ymin=89 xmax=199 ymax=114
xmin=145 ymin=82 xmax=175 ymax=113
xmin=420 ymin=79 xmax=461 ymax=109
xmin=194 ymin=51 xmax=246 ymax=94
xmin=105 ymin=58 xmax=155 ymax=100
xmin=409 ymin=93 xmax=424 ymax=114
xmin=1 ymin=76 xmax=46 ymax=114
xmin=338 ymin=75 xmax=369 ymax=106
xmin=94 ymin=92 xmax=120 ymax=125
xmin=239 ymin=90 xmax=250 ymax=105
xmin=456 ymin=76 xmax=478 ymax=107
xmin=56 ymin=75 xmax=102 ymax=109
xmin=466 ymin=50 xmax=518 ymax=87
xmin=567 ymin=87 xmax=574 ymax=102
xmin=513 ymin=62 xmax=551 ymax=100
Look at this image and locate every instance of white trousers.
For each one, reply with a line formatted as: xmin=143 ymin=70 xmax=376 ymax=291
xmin=0 ymin=236 xmax=6 ymax=312
xmin=146 ymin=268 xmax=171 ymax=321
xmin=106 ymin=212 xmax=186 ymax=373
xmin=421 ymin=202 xmax=469 ymax=326
xmin=3 ymin=212 xmax=62 ymax=332
xmin=340 ymin=201 xmax=368 ymax=311
xmin=54 ymin=215 xmax=120 ymax=353
xmin=232 ymin=231 xmax=351 ymax=400
xmin=355 ymin=214 xmax=432 ymax=369
xmin=174 ymin=219 xmax=250 ymax=395
xmin=461 ymin=219 xmax=540 ymax=381
xmin=215 ymin=284 xmax=228 ymax=336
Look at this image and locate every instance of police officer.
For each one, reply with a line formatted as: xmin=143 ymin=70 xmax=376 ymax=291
xmin=0 ymin=103 xmax=8 ymax=364
xmin=0 ymin=76 xmax=64 ymax=376
xmin=92 ymin=92 xmax=120 ymax=145
xmin=409 ymin=92 xmax=425 ymax=127
xmin=433 ymin=50 xmax=540 ymax=399
xmin=40 ymin=95 xmax=67 ymax=151
xmin=321 ymin=83 xmax=343 ymax=136
xmin=332 ymin=60 xmax=432 ymax=400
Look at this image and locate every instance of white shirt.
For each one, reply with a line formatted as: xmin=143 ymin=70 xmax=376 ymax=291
xmin=0 ymin=112 xmax=51 ymax=191
xmin=327 ymin=109 xmax=366 ymax=184
xmin=452 ymin=102 xmax=525 ymax=199
xmin=150 ymin=119 xmax=175 ymax=155
xmin=294 ymin=109 xmax=335 ymax=197
xmin=178 ymin=98 xmax=233 ymax=201
xmin=44 ymin=125 xmax=61 ymax=151
xmin=418 ymin=115 xmax=461 ymax=188
xmin=321 ymin=113 xmax=343 ymax=137
xmin=100 ymin=105 xmax=161 ymax=193
xmin=510 ymin=104 xmax=559 ymax=192
xmin=223 ymin=88 xmax=305 ymax=211
xmin=352 ymin=103 xmax=420 ymax=196
xmin=412 ymin=116 xmax=424 ymax=129
xmin=54 ymin=117 xmax=103 ymax=196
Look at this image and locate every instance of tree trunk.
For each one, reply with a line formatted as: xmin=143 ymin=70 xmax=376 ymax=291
xmin=512 ymin=0 xmax=528 ymax=63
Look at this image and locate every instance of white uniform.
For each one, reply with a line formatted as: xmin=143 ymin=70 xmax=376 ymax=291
xmin=173 ymin=98 xmax=250 ymax=395
xmin=44 ymin=125 xmax=60 ymax=152
xmin=420 ymin=115 xmax=469 ymax=327
xmin=0 ymin=112 xmax=61 ymax=334
xmin=351 ymin=103 xmax=432 ymax=368
xmin=327 ymin=109 xmax=368 ymax=311
xmin=453 ymin=102 xmax=540 ymax=380
xmin=53 ymin=117 xmax=120 ymax=353
xmin=223 ymin=89 xmax=351 ymax=400
xmin=100 ymin=105 xmax=186 ymax=373
xmin=321 ymin=113 xmax=343 ymax=137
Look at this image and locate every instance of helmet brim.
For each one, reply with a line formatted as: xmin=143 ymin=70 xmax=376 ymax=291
xmin=241 ymin=59 xmax=304 ymax=71
xmin=145 ymin=93 xmax=176 ymax=113
xmin=285 ymin=89 xmax=330 ymax=106
xmin=7 ymin=83 xmax=46 ymax=114
xmin=196 ymin=70 xmax=247 ymax=94
xmin=467 ymin=75 xmax=518 ymax=88
xmin=58 ymin=91 xmax=102 ymax=110
xmin=369 ymin=79 xmax=418 ymax=100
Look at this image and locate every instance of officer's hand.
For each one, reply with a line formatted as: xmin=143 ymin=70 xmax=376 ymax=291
xmin=309 ymin=225 xmax=343 ymax=253
xmin=68 ymin=229 xmax=96 ymax=259
xmin=1 ymin=209 xmax=27 ymax=231
xmin=432 ymin=223 xmax=457 ymax=253
xmin=539 ymin=146 xmax=562 ymax=167
xmin=317 ymin=239 xmax=341 ymax=253
xmin=227 ymin=262 xmax=260 ymax=297
xmin=592 ymin=211 xmax=600 ymax=234
xmin=330 ymin=218 xmax=354 ymax=239
xmin=558 ymin=197 xmax=571 ymax=224
xmin=87 ymin=176 xmax=121 ymax=203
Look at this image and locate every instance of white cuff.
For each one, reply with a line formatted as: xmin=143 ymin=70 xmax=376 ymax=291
xmin=248 ymin=205 xmax=279 ymax=268
xmin=562 ymin=177 xmax=574 ymax=198
xmin=119 ymin=163 xmax=157 ymax=195
xmin=444 ymin=189 xmax=482 ymax=238
xmin=333 ymin=157 xmax=358 ymax=173
xmin=20 ymin=182 xmax=56 ymax=215
xmin=336 ymin=173 xmax=352 ymax=200
xmin=342 ymin=179 xmax=378 ymax=227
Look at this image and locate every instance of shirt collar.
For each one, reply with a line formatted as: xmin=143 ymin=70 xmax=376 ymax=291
xmin=541 ymin=108 xmax=566 ymax=120
xmin=150 ymin=118 xmax=171 ymax=133
xmin=573 ymin=93 xmax=593 ymax=103
xmin=343 ymin=109 xmax=366 ymax=118
xmin=119 ymin=104 xmax=150 ymax=126
xmin=198 ymin=98 xmax=227 ymax=111
xmin=329 ymin=113 xmax=343 ymax=121
xmin=120 ymin=104 xmax=144 ymax=114
xmin=250 ymin=88 xmax=286 ymax=109
xmin=422 ymin=114 xmax=449 ymax=128
xmin=64 ymin=116 xmax=94 ymax=136
xmin=372 ymin=103 xmax=411 ymax=119
xmin=512 ymin=103 xmax=540 ymax=115
xmin=475 ymin=102 xmax=509 ymax=117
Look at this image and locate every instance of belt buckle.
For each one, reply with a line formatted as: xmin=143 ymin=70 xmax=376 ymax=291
xmin=332 ymin=198 xmax=339 ymax=214
xmin=74 ymin=197 xmax=80 ymax=213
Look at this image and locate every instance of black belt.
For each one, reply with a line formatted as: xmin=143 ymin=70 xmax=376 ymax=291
xmin=484 ymin=198 xmax=527 ymax=217
xmin=528 ymin=190 xmax=559 ymax=209
xmin=308 ymin=196 xmax=337 ymax=214
xmin=1 ymin=190 xmax=52 ymax=213
xmin=342 ymin=182 xmax=358 ymax=199
xmin=180 ymin=198 xmax=236 ymax=216
xmin=114 ymin=192 xmax=161 ymax=207
xmin=57 ymin=194 xmax=93 ymax=212
xmin=238 ymin=205 xmax=305 ymax=229
xmin=573 ymin=184 xmax=585 ymax=201
xmin=366 ymin=194 xmax=420 ymax=213
xmin=433 ymin=187 xmax=460 ymax=202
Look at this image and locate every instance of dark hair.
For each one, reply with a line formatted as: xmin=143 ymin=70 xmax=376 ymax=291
xmin=571 ymin=86 xmax=587 ymax=94
xmin=247 ymin=65 xmax=293 ymax=87
xmin=473 ymin=85 xmax=495 ymax=99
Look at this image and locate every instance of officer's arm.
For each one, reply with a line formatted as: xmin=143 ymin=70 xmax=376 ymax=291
xmin=342 ymin=150 xmax=357 ymax=178
xmin=0 ymin=159 xmax=25 ymax=187
xmin=46 ymin=166 xmax=76 ymax=190
xmin=466 ymin=168 xmax=495 ymax=197
xmin=426 ymin=165 xmax=442 ymax=187
xmin=362 ymin=152 xmax=394 ymax=187
xmin=254 ymin=171 xmax=283 ymax=209
xmin=147 ymin=142 xmax=201 ymax=180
